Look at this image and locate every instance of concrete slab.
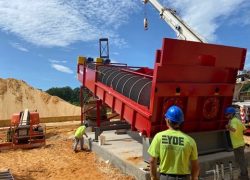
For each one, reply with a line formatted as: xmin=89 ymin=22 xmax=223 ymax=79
xmin=86 ymin=130 xmax=150 ymax=180
xmin=85 ymin=130 xmax=250 ymax=180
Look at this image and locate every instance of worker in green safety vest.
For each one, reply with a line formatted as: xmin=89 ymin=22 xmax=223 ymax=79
xmin=225 ymin=106 xmax=249 ymax=180
xmin=73 ymin=122 xmax=89 ymax=152
xmin=148 ymin=105 xmax=200 ymax=180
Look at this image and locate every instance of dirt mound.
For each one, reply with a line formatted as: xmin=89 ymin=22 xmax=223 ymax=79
xmin=0 ymin=78 xmax=80 ymax=120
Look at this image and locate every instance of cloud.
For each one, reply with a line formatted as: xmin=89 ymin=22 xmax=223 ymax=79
xmin=0 ymin=0 xmax=139 ymax=47
xmin=246 ymin=52 xmax=250 ymax=66
xmin=10 ymin=42 xmax=29 ymax=52
xmin=51 ymin=63 xmax=73 ymax=74
xmin=161 ymin=0 xmax=249 ymax=42
xmin=111 ymin=59 xmax=119 ymax=63
xmin=242 ymin=12 xmax=250 ymax=25
xmin=49 ymin=59 xmax=67 ymax=64
xmin=230 ymin=3 xmax=250 ymax=26
xmin=112 ymin=52 xmax=120 ymax=56
xmin=244 ymin=52 xmax=250 ymax=69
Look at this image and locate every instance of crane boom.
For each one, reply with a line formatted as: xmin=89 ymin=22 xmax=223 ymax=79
xmin=143 ymin=0 xmax=206 ymax=43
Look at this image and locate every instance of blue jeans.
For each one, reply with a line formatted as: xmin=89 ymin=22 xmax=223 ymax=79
xmin=73 ymin=137 xmax=84 ymax=151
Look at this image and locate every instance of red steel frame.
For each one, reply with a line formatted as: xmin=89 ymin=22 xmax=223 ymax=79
xmin=78 ymin=38 xmax=247 ymax=138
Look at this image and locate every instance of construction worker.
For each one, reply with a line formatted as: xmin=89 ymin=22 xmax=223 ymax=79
xmin=148 ymin=105 xmax=200 ymax=180
xmin=225 ymin=106 xmax=249 ymax=180
xmin=240 ymin=106 xmax=247 ymax=124
xmin=73 ymin=122 xmax=88 ymax=152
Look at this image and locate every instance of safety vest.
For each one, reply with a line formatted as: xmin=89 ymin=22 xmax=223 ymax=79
xmin=148 ymin=129 xmax=198 ymax=174
xmin=229 ymin=117 xmax=246 ymax=149
xmin=74 ymin=126 xmax=86 ymax=138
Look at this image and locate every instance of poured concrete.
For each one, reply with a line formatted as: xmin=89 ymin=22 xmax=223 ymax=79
xmin=86 ymin=130 xmax=150 ymax=180
xmin=85 ymin=130 xmax=250 ymax=180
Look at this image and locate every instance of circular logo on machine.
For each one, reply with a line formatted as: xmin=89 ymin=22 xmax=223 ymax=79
xmin=203 ymin=97 xmax=220 ymax=120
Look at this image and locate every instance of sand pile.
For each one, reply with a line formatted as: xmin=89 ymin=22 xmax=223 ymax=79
xmin=0 ymin=78 xmax=80 ymax=120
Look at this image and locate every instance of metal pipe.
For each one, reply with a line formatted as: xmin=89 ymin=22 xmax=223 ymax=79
xmin=215 ymin=163 xmax=220 ymax=180
xmin=205 ymin=169 xmax=216 ymax=180
xmin=88 ymin=137 xmax=92 ymax=151
xmin=220 ymin=162 xmax=225 ymax=180
xmin=229 ymin=161 xmax=233 ymax=180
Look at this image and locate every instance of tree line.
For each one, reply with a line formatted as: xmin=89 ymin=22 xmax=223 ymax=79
xmin=241 ymin=84 xmax=250 ymax=92
xmin=46 ymin=86 xmax=80 ymax=106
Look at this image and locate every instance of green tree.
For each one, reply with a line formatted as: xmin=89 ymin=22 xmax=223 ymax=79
xmin=241 ymin=84 xmax=250 ymax=92
xmin=46 ymin=86 xmax=80 ymax=106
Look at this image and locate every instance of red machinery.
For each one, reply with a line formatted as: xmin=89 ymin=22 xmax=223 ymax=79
xmin=78 ymin=38 xmax=246 ymax=155
xmin=0 ymin=109 xmax=45 ymax=150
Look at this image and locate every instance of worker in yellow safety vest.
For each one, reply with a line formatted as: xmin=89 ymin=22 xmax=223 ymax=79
xmin=73 ymin=122 xmax=89 ymax=152
xmin=225 ymin=106 xmax=249 ymax=180
xmin=148 ymin=105 xmax=200 ymax=180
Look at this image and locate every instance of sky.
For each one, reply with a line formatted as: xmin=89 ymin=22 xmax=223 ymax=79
xmin=0 ymin=0 xmax=250 ymax=90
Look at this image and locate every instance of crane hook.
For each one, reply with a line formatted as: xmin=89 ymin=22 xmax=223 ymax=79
xmin=144 ymin=18 xmax=148 ymax=30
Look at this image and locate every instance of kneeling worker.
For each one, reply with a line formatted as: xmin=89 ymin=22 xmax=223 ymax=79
xmin=148 ymin=105 xmax=200 ymax=180
xmin=73 ymin=122 xmax=89 ymax=152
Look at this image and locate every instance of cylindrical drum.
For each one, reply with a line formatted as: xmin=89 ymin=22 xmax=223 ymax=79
xmin=97 ymin=66 xmax=152 ymax=107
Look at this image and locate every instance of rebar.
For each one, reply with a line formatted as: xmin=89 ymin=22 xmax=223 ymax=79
xmin=220 ymin=162 xmax=225 ymax=180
